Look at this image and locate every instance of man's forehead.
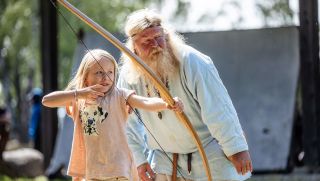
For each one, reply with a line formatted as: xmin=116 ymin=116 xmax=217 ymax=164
xmin=134 ymin=26 xmax=163 ymax=39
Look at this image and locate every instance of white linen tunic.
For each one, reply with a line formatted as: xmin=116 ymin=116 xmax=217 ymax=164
xmin=118 ymin=45 xmax=251 ymax=181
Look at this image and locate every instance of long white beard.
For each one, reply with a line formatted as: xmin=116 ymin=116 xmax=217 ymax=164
xmin=121 ymin=46 xmax=179 ymax=84
xmin=144 ymin=47 xmax=179 ymax=81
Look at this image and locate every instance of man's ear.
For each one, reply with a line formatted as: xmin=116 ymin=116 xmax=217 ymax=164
xmin=134 ymin=48 xmax=138 ymax=55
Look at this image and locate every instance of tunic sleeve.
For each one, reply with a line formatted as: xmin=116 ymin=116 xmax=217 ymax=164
xmin=183 ymin=49 xmax=249 ymax=156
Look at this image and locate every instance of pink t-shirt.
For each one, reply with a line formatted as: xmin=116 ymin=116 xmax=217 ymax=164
xmin=66 ymin=88 xmax=138 ymax=181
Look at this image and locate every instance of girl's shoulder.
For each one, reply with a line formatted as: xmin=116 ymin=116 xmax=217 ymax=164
xmin=116 ymin=87 xmax=135 ymax=100
xmin=112 ymin=87 xmax=135 ymax=100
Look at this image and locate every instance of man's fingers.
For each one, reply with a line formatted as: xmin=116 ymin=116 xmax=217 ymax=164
xmin=241 ymin=163 xmax=246 ymax=175
xmin=146 ymin=164 xmax=155 ymax=179
xmin=229 ymin=157 xmax=241 ymax=174
xmin=247 ymin=160 xmax=253 ymax=172
xmin=240 ymin=160 xmax=252 ymax=175
xmin=139 ymin=173 xmax=152 ymax=181
xmin=236 ymin=164 xmax=242 ymax=174
xmin=138 ymin=169 xmax=150 ymax=181
xmin=137 ymin=163 xmax=154 ymax=181
xmin=141 ymin=173 xmax=153 ymax=181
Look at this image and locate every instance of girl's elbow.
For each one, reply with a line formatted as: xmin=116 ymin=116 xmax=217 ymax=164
xmin=42 ymin=97 xmax=51 ymax=107
xmin=41 ymin=98 xmax=48 ymax=106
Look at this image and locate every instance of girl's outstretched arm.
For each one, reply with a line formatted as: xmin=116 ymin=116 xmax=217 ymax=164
xmin=42 ymin=84 xmax=107 ymax=107
xmin=42 ymin=90 xmax=77 ymax=108
xmin=127 ymin=95 xmax=184 ymax=112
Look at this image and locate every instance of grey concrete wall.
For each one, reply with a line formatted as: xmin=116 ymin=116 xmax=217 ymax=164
xmin=73 ymin=27 xmax=300 ymax=171
xmin=183 ymin=27 xmax=300 ymax=171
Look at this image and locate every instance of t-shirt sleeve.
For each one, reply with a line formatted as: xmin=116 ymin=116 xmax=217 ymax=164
xmin=117 ymin=88 xmax=136 ymax=119
xmin=119 ymin=88 xmax=136 ymax=102
xmin=65 ymin=100 xmax=77 ymax=122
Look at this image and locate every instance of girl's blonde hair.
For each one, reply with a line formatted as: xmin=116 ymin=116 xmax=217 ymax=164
xmin=66 ymin=49 xmax=118 ymax=91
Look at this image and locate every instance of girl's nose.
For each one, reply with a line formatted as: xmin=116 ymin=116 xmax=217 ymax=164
xmin=102 ymin=73 xmax=113 ymax=82
xmin=102 ymin=75 xmax=110 ymax=81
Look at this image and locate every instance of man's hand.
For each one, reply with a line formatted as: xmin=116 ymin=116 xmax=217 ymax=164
xmin=137 ymin=162 xmax=155 ymax=181
xmin=227 ymin=150 xmax=253 ymax=175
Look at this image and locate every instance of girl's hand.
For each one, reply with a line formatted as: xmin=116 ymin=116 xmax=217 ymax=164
xmin=78 ymin=84 xmax=107 ymax=104
xmin=167 ymin=97 xmax=184 ymax=113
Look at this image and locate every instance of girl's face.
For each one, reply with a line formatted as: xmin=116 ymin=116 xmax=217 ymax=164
xmin=85 ymin=57 xmax=115 ymax=91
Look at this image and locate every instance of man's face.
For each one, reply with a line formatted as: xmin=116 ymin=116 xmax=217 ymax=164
xmin=132 ymin=26 xmax=167 ymax=61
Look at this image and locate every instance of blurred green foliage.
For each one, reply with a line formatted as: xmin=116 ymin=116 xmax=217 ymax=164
xmin=256 ymin=0 xmax=294 ymax=26
xmin=0 ymin=0 xmax=40 ymax=130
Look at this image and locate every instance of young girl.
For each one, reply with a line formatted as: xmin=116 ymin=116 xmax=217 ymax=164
xmin=42 ymin=49 xmax=183 ymax=181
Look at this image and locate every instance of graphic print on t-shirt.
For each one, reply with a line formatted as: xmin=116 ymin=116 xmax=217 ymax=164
xmin=80 ymin=105 xmax=108 ymax=136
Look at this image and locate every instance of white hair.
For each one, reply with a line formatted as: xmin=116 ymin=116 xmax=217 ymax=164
xmin=121 ymin=9 xmax=186 ymax=84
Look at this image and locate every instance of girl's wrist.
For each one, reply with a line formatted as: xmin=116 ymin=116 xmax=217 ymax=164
xmin=166 ymin=103 xmax=172 ymax=110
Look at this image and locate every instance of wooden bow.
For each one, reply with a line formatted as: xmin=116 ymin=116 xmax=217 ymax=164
xmin=56 ymin=0 xmax=212 ymax=180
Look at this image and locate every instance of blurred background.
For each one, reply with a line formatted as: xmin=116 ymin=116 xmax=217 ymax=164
xmin=0 ymin=0 xmax=319 ymax=180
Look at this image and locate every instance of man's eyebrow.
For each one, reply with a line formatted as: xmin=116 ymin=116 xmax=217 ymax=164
xmin=144 ymin=32 xmax=162 ymax=38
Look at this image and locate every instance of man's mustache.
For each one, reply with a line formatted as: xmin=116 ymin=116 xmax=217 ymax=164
xmin=150 ymin=47 xmax=163 ymax=55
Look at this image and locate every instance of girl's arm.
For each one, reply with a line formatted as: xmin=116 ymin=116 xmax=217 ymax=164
xmin=42 ymin=84 xmax=107 ymax=108
xmin=42 ymin=90 xmax=77 ymax=108
xmin=127 ymin=95 xmax=184 ymax=112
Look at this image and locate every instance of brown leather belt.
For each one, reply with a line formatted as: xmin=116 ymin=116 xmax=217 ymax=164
xmin=172 ymin=153 xmax=178 ymax=181
xmin=172 ymin=153 xmax=192 ymax=181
